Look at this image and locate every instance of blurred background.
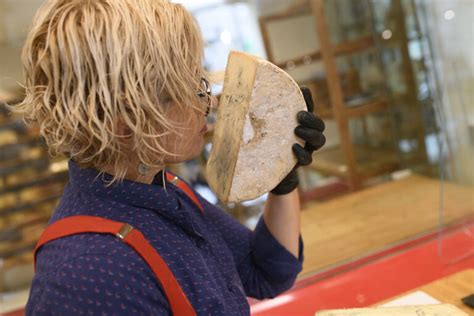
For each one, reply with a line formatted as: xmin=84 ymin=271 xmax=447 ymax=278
xmin=0 ymin=0 xmax=473 ymax=314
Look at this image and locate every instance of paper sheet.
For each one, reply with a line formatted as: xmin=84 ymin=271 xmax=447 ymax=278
xmin=380 ymin=291 xmax=441 ymax=307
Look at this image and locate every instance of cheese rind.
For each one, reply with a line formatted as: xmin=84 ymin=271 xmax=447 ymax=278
xmin=206 ymin=51 xmax=306 ymax=203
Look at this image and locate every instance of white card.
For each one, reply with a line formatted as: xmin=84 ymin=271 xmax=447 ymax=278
xmin=380 ymin=291 xmax=441 ymax=307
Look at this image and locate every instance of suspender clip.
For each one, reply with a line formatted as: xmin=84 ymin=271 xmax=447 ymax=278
xmin=116 ymin=223 xmax=134 ymax=240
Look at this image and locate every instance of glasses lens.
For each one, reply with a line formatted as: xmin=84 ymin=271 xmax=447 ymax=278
xmin=197 ymin=78 xmax=212 ymax=116
xmin=199 ymin=78 xmax=211 ymax=96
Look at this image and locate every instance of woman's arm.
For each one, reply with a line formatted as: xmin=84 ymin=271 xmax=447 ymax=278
xmin=201 ymin=195 xmax=302 ymax=299
xmin=262 ymin=87 xmax=325 ymax=259
xmin=263 ymin=190 xmax=300 ymax=258
xmin=201 ymin=88 xmax=323 ymax=299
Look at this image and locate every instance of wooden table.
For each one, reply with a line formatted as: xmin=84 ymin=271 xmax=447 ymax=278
xmin=377 ymin=269 xmax=474 ymax=315
xmin=300 ymin=175 xmax=474 ymax=276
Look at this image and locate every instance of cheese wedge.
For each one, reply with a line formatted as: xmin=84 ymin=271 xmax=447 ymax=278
xmin=206 ymin=51 xmax=306 ymax=203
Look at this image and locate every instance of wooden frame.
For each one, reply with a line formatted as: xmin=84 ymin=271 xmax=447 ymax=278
xmin=258 ymin=0 xmax=429 ymax=189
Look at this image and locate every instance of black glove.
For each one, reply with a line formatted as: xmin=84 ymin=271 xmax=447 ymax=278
xmin=271 ymin=87 xmax=326 ymax=195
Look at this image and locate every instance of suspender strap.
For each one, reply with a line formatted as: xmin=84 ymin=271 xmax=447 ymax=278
xmin=34 ymin=216 xmax=196 ymax=316
xmin=165 ymin=172 xmax=204 ymax=213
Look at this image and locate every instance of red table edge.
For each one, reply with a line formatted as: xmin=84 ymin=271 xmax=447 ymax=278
xmin=1 ymin=218 xmax=472 ymax=316
xmin=250 ymin=217 xmax=474 ymax=315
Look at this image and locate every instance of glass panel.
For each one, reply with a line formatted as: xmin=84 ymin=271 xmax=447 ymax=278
xmin=348 ymin=114 xmax=399 ymax=177
xmin=0 ymin=0 xmax=472 ymax=312
xmin=335 ymin=48 xmax=385 ymax=100
xmin=414 ymin=0 xmax=474 ymax=263
xmin=324 ymin=0 xmax=373 ymax=44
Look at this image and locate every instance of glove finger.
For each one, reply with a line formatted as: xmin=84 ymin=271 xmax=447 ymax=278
xmin=297 ymin=111 xmax=325 ymax=132
xmin=271 ymin=168 xmax=299 ymax=195
xmin=305 ymin=138 xmax=325 ymax=151
xmin=295 ymin=126 xmax=326 ymax=149
xmin=292 ymin=143 xmax=313 ymax=166
xmin=300 ymin=87 xmax=314 ymax=113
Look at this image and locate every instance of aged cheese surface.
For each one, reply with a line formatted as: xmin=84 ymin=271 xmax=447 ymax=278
xmin=315 ymin=304 xmax=468 ymax=316
xmin=206 ymin=51 xmax=306 ymax=203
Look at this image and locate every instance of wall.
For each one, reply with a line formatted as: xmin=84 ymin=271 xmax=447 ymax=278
xmin=0 ymin=0 xmax=44 ymax=99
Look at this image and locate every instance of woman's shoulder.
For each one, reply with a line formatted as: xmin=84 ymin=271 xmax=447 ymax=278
xmin=35 ymin=230 xmax=141 ymax=274
xmin=29 ymin=232 xmax=168 ymax=315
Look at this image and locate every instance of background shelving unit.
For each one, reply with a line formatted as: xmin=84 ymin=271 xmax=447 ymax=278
xmin=259 ymin=0 xmax=434 ymax=190
xmin=0 ymin=96 xmax=69 ymax=292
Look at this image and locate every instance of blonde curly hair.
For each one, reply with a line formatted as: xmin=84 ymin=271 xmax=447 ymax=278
xmin=12 ymin=0 xmax=206 ymax=183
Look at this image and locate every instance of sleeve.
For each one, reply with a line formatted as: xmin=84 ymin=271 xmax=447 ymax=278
xmin=200 ymin=198 xmax=304 ymax=299
xmin=26 ymin=252 xmax=171 ymax=316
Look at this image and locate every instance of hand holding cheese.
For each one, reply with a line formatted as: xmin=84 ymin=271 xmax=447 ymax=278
xmin=206 ymin=51 xmax=325 ymax=203
xmin=271 ymin=87 xmax=325 ymax=195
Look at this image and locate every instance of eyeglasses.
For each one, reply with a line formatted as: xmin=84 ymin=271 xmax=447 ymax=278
xmin=197 ymin=78 xmax=212 ymax=116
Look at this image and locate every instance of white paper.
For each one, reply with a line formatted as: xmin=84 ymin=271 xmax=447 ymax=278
xmin=380 ymin=291 xmax=441 ymax=307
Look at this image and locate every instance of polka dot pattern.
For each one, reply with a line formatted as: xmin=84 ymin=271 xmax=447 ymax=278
xmin=26 ymin=160 xmax=303 ymax=315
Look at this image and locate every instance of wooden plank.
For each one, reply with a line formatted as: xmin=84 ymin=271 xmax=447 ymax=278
xmin=308 ymin=145 xmax=399 ymax=179
xmin=315 ymin=107 xmax=333 ymax=119
xmin=0 ymin=138 xmax=44 ymax=162
xmin=0 ymin=223 xmax=43 ymax=259
xmin=333 ymin=36 xmax=375 ymax=56
xmin=0 ymin=157 xmax=50 ymax=177
xmin=258 ymin=18 xmax=275 ymax=63
xmin=391 ymin=0 xmax=429 ymax=163
xmin=275 ymin=50 xmax=322 ymax=70
xmin=345 ymin=98 xmax=390 ymax=117
xmin=299 ymin=175 xmax=474 ymax=277
xmin=0 ymin=171 xmax=68 ymax=195
xmin=310 ymin=0 xmax=361 ymax=189
xmin=0 ymin=194 xmax=61 ymax=216
xmin=309 ymin=146 xmax=350 ymax=178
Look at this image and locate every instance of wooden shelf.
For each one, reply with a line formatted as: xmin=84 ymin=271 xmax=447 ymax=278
xmin=0 ymin=138 xmax=45 ymax=162
xmin=309 ymin=145 xmax=400 ymax=179
xmin=0 ymin=194 xmax=62 ymax=217
xmin=0 ymin=157 xmax=50 ymax=177
xmin=258 ymin=0 xmax=430 ymax=189
xmin=0 ymin=170 xmax=68 ymax=195
xmin=0 ymin=223 xmax=43 ymax=259
xmin=0 ymin=119 xmax=27 ymax=133
xmin=345 ymin=97 xmax=389 ymax=117
xmin=314 ymin=97 xmax=389 ymax=119
xmin=315 ymin=106 xmax=333 ymax=119
xmin=275 ymin=36 xmax=375 ymax=70
xmin=275 ymin=51 xmax=322 ymax=70
xmin=0 ymin=214 xmax=49 ymax=241
xmin=333 ymin=35 xmax=374 ymax=56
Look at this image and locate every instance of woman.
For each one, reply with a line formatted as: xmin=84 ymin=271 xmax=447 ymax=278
xmin=15 ymin=0 xmax=325 ymax=315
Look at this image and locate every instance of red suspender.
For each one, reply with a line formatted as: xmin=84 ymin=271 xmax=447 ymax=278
xmin=34 ymin=216 xmax=196 ymax=316
xmin=165 ymin=172 xmax=204 ymax=213
xmin=33 ymin=171 xmax=202 ymax=315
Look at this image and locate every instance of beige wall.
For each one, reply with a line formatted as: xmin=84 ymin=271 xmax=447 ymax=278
xmin=0 ymin=0 xmax=44 ymax=99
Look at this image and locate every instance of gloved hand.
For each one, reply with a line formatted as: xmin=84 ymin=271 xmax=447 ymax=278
xmin=271 ymin=87 xmax=326 ymax=195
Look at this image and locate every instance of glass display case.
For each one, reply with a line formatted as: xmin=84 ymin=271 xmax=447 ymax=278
xmin=259 ymin=0 xmax=441 ymax=191
xmin=413 ymin=0 xmax=474 ymax=264
xmin=0 ymin=0 xmax=472 ymax=313
xmin=257 ymin=0 xmax=472 ymax=281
